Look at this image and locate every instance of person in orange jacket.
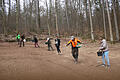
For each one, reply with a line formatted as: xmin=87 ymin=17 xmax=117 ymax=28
xmin=66 ymin=36 xmax=82 ymax=63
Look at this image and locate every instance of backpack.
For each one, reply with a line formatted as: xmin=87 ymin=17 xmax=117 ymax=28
xmin=76 ymin=43 xmax=82 ymax=48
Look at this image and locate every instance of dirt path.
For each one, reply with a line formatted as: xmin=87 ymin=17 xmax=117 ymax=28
xmin=0 ymin=40 xmax=120 ymax=80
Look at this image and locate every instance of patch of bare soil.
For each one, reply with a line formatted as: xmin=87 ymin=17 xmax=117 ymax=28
xmin=0 ymin=39 xmax=120 ymax=80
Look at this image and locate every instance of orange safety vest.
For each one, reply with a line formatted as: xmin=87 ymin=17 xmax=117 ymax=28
xmin=67 ymin=38 xmax=81 ymax=47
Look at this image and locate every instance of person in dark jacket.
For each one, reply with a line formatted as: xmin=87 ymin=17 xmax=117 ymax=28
xmin=20 ymin=34 xmax=25 ymax=47
xmin=55 ymin=36 xmax=61 ymax=54
xmin=34 ymin=35 xmax=40 ymax=48
xmin=46 ymin=38 xmax=53 ymax=51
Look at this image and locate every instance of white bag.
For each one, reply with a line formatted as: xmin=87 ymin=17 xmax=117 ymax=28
xmin=23 ymin=39 xmax=26 ymax=42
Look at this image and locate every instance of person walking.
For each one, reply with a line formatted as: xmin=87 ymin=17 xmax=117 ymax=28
xmin=45 ymin=38 xmax=53 ymax=51
xmin=16 ymin=33 xmax=20 ymax=45
xmin=99 ymin=37 xmax=110 ymax=67
xmin=20 ymin=34 xmax=25 ymax=47
xmin=34 ymin=35 xmax=40 ymax=48
xmin=55 ymin=36 xmax=61 ymax=54
xmin=66 ymin=36 xmax=82 ymax=64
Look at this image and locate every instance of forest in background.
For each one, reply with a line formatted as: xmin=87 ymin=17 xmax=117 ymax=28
xmin=0 ymin=0 xmax=120 ymax=41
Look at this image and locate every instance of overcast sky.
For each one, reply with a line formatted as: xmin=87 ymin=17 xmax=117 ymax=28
xmin=4 ymin=0 xmax=120 ymax=13
xmin=4 ymin=0 xmax=49 ymax=12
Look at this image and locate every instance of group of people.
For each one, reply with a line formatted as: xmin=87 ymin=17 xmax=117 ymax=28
xmin=66 ymin=36 xmax=110 ymax=67
xmin=16 ymin=33 xmax=25 ymax=47
xmin=45 ymin=36 xmax=61 ymax=54
xmin=16 ymin=34 xmax=110 ymax=67
xmin=16 ymin=34 xmax=40 ymax=48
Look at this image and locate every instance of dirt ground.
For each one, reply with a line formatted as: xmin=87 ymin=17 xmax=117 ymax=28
xmin=0 ymin=39 xmax=120 ymax=80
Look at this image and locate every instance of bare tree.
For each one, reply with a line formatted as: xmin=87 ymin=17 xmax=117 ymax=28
xmin=112 ymin=0 xmax=119 ymax=41
xmin=55 ymin=0 xmax=59 ymax=36
xmin=2 ymin=0 xmax=6 ymax=34
xmin=102 ymin=0 xmax=107 ymax=39
xmin=0 ymin=0 xmax=119 ymax=41
xmin=88 ymin=0 xmax=94 ymax=40
xmin=65 ymin=0 xmax=70 ymax=32
xmin=38 ymin=0 xmax=41 ymax=29
xmin=46 ymin=0 xmax=51 ymax=36
xmin=23 ymin=0 xmax=27 ymax=32
xmin=35 ymin=0 xmax=39 ymax=33
xmin=49 ymin=0 xmax=52 ymax=30
xmin=29 ymin=0 xmax=34 ymax=31
xmin=8 ymin=0 xmax=11 ymax=28
xmin=105 ymin=0 xmax=113 ymax=41
xmin=15 ymin=0 xmax=20 ymax=33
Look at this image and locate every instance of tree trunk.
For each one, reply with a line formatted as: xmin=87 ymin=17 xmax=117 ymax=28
xmin=24 ymin=0 xmax=27 ymax=32
xmin=105 ymin=0 xmax=113 ymax=41
xmin=46 ymin=0 xmax=51 ymax=36
xmin=112 ymin=0 xmax=119 ymax=41
xmin=65 ymin=0 xmax=70 ymax=33
xmin=35 ymin=0 xmax=39 ymax=33
xmin=84 ymin=0 xmax=90 ymax=34
xmin=88 ymin=0 xmax=94 ymax=40
xmin=55 ymin=0 xmax=59 ymax=36
xmin=102 ymin=0 xmax=107 ymax=39
xmin=49 ymin=0 xmax=52 ymax=30
xmin=29 ymin=0 xmax=34 ymax=32
xmin=38 ymin=0 xmax=41 ymax=29
xmin=2 ymin=0 xmax=6 ymax=34
xmin=8 ymin=0 xmax=11 ymax=29
xmin=16 ymin=0 xmax=19 ymax=33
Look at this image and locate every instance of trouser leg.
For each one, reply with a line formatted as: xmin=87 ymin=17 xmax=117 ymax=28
xmin=75 ymin=48 xmax=78 ymax=60
xmin=102 ymin=52 xmax=105 ymax=65
xmin=72 ymin=48 xmax=78 ymax=61
xmin=74 ymin=48 xmax=78 ymax=61
xmin=104 ymin=51 xmax=110 ymax=65
xmin=48 ymin=44 xmax=50 ymax=51
xmin=72 ymin=48 xmax=76 ymax=59
xmin=18 ymin=39 xmax=20 ymax=45
xmin=17 ymin=39 xmax=20 ymax=45
xmin=56 ymin=45 xmax=60 ymax=53
xmin=37 ymin=43 xmax=40 ymax=47
xmin=58 ymin=46 xmax=61 ymax=53
xmin=34 ymin=42 xmax=36 ymax=47
xmin=35 ymin=42 xmax=39 ymax=47
xmin=55 ymin=45 xmax=58 ymax=52
xmin=20 ymin=40 xmax=22 ymax=47
xmin=50 ymin=45 xmax=53 ymax=50
xmin=23 ymin=41 xmax=24 ymax=47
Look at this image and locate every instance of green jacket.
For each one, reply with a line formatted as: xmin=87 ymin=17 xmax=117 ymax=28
xmin=16 ymin=34 xmax=20 ymax=39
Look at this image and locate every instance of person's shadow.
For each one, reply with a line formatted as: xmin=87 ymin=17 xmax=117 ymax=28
xmin=96 ymin=64 xmax=105 ymax=67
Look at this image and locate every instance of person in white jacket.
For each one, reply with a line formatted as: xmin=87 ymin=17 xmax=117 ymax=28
xmin=99 ymin=37 xmax=110 ymax=67
xmin=46 ymin=38 xmax=53 ymax=51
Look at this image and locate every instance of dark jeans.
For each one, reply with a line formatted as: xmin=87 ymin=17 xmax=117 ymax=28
xmin=55 ymin=44 xmax=61 ymax=53
xmin=35 ymin=42 xmax=40 ymax=48
xmin=17 ymin=39 xmax=20 ymax=45
xmin=20 ymin=40 xmax=24 ymax=47
xmin=72 ymin=47 xmax=78 ymax=61
xmin=48 ymin=44 xmax=53 ymax=51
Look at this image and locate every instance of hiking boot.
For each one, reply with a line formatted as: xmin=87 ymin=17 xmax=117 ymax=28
xmin=101 ymin=64 xmax=106 ymax=67
xmin=75 ymin=61 xmax=77 ymax=64
xmin=75 ymin=61 xmax=78 ymax=64
xmin=75 ymin=59 xmax=78 ymax=64
xmin=107 ymin=65 xmax=110 ymax=68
